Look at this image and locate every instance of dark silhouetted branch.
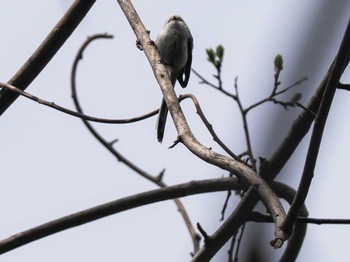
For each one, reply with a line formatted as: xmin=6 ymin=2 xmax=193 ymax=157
xmin=0 ymin=0 xmax=96 ymax=116
xmin=0 ymin=81 xmax=158 ymax=123
xmin=283 ymin=18 xmax=350 ymax=236
xmin=0 ymin=178 xmax=239 ymax=255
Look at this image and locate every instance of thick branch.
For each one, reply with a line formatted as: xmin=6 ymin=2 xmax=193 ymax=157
xmin=0 ymin=178 xmax=239 ymax=254
xmin=271 ymin=182 xmax=308 ymax=262
xmin=283 ymin=18 xmax=350 ymax=235
xmin=0 ymin=0 xmax=96 ymax=116
xmin=117 ymin=0 xmax=287 ymax=245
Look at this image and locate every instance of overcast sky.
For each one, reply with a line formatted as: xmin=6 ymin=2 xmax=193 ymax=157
xmin=1 ymin=1 xmax=350 ymax=261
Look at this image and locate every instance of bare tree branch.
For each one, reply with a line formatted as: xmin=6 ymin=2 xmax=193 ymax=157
xmin=0 ymin=178 xmax=240 ymax=255
xmin=0 ymin=0 xmax=96 ymax=116
xmin=193 ymin=18 xmax=350 ymax=256
xmin=116 ymin=0 xmax=288 ymax=247
xmin=283 ymin=18 xmax=350 ymax=236
xmin=193 ymin=65 xmax=307 ymax=170
xmin=0 ymin=81 xmax=158 ymax=123
xmin=71 ymin=34 xmax=201 ymax=253
xmin=178 ymin=94 xmax=242 ymax=162
xmin=244 ymin=77 xmax=307 ymax=113
xmin=271 ymin=182 xmax=308 ymax=262
xmin=248 ymin=213 xmax=350 ymax=225
xmin=191 ymin=68 xmax=236 ymax=99
xmin=234 ymin=78 xmax=256 ymax=170
xmin=338 ymin=83 xmax=350 ymax=90
xmin=192 ymin=37 xmax=333 ymax=262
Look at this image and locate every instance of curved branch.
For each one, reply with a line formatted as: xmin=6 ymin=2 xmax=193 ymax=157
xmin=0 ymin=178 xmax=240 ymax=255
xmin=70 ymin=34 xmax=200 ymax=252
xmin=117 ymin=0 xmax=287 ymax=246
xmin=246 ymin=181 xmax=317 ymax=261
xmin=0 ymin=0 xmax=97 ymax=116
xmin=178 ymin=94 xmax=242 ymax=162
xmin=272 ymin=182 xmax=308 ymax=262
xmin=0 ymin=81 xmax=158 ymax=124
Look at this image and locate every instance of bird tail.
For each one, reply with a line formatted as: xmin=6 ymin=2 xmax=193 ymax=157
xmin=156 ymin=98 xmax=168 ymax=143
xmin=156 ymin=70 xmax=178 ymax=143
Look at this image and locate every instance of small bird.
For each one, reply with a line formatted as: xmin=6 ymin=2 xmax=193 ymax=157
xmin=155 ymin=15 xmax=193 ymax=143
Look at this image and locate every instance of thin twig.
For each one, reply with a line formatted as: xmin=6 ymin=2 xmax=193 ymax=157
xmin=295 ymin=102 xmax=316 ymax=116
xmin=221 ymin=189 xmax=232 ymax=221
xmin=0 ymin=81 xmax=158 ymax=124
xmin=244 ymin=77 xmax=307 ymax=113
xmin=227 ymin=234 xmax=237 ymax=262
xmin=233 ymin=224 xmax=246 ymax=262
xmin=234 ymin=78 xmax=256 ymax=170
xmin=271 ymin=68 xmax=281 ymax=96
xmin=191 ymin=68 xmax=237 ymax=99
xmin=179 ymin=94 xmax=242 ymax=162
xmin=274 ymin=77 xmax=308 ymax=96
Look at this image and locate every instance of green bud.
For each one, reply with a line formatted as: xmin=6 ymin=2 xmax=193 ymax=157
xmin=216 ymin=45 xmax=224 ymax=61
xmin=274 ymin=54 xmax=283 ymax=72
xmin=206 ymin=48 xmax=216 ymax=64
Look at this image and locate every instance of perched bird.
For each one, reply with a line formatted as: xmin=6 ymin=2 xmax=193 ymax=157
xmin=155 ymin=15 xmax=193 ymax=143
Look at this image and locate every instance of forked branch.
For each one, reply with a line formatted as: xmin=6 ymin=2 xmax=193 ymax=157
xmin=117 ymin=0 xmax=288 ymax=247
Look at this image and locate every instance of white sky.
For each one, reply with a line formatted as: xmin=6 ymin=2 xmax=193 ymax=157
xmin=0 ymin=1 xmax=350 ymax=261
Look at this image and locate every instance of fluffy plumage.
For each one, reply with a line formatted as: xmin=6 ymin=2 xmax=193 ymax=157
xmin=155 ymin=15 xmax=193 ymax=143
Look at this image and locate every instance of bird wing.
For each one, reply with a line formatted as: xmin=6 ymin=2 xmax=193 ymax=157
xmin=178 ymin=37 xmax=193 ymax=88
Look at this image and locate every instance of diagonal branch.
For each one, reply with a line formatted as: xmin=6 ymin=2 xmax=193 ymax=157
xmin=178 ymin=94 xmax=242 ymax=162
xmin=0 ymin=178 xmax=240 ymax=255
xmin=0 ymin=0 xmax=96 ymax=116
xmin=191 ymin=68 xmax=237 ymax=99
xmin=282 ymin=18 xmax=350 ymax=236
xmin=117 ymin=0 xmax=288 ymax=247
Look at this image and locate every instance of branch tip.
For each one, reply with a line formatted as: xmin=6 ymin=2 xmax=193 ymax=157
xmin=109 ymin=138 xmax=119 ymax=146
xmin=156 ymin=169 xmax=165 ymax=182
xmin=270 ymin=238 xmax=284 ymax=249
xmin=168 ymin=136 xmax=182 ymax=149
xmin=197 ymin=223 xmax=210 ymax=243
